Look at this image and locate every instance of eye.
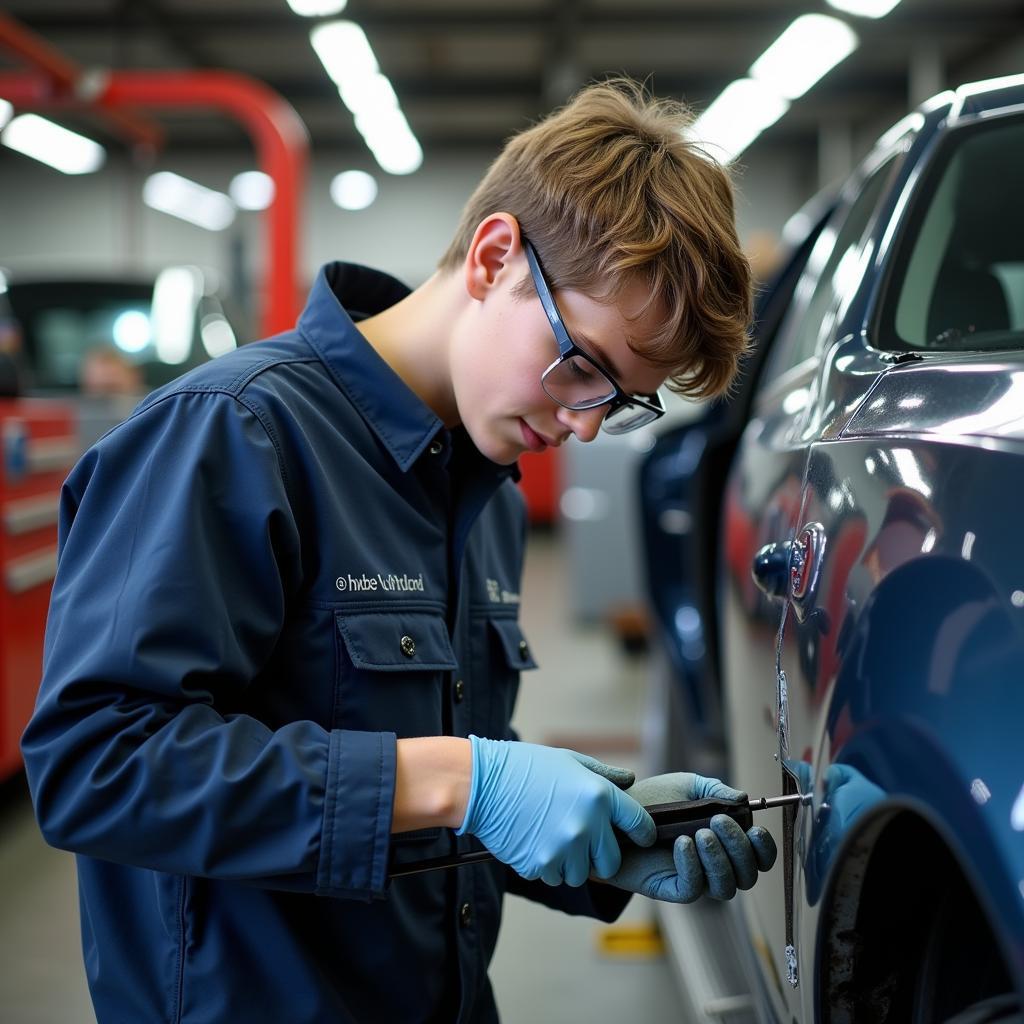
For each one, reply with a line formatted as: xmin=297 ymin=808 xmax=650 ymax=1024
xmin=566 ymin=356 xmax=596 ymax=381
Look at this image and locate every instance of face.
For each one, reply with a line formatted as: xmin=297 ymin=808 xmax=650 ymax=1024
xmin=449 ymin=251 xmax=669 ymax=465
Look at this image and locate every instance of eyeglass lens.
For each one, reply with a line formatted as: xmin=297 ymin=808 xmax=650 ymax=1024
xmin=541 ymin=354 xmax=616 ymax=408
xmin=602 ymin=402 xmax=659 ymax=434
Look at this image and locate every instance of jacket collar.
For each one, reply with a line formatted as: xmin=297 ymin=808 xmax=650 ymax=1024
xmin=297 ymin=262 xmax=518 ymax=482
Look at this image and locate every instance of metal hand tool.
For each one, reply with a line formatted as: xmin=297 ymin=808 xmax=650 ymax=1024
xmin=388 ymin=792 xmax=805 ymax=878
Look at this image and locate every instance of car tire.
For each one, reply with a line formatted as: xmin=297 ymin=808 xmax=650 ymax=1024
xmin=910 ymin=879 xmax=1019 ymax=1023
xmin=941 ymin=994 xmax=1024 ymax=1024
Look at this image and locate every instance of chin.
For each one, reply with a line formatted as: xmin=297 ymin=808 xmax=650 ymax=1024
xmin=464 ymin=420 xmax=521 ymax=466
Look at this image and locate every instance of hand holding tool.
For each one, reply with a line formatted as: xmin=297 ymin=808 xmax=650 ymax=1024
xmin=603 ymin=772 xmax=783 ymax=902
xmin=391 ymin=768 xmax=797 ymax=894
xmin=453 ymin=736 xmax=656 ymax=888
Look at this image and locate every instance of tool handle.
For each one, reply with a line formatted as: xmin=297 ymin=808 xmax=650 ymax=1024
xmin=389 ymin=797 xmax=756 ymax=876
xmin=644 ymin=797 xmax=753 ymax=845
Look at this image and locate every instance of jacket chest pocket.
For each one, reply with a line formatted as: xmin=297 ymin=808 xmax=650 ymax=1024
xmin=470 ymin=614 xmax=538 ymax=739
xmin=333 ymin=609 xmax=457 ymax=738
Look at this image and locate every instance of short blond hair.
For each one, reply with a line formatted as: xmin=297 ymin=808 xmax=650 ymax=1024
xmin=439 ymin=78 xmax=753 ymax=400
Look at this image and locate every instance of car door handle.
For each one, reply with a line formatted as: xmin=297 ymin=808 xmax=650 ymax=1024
xmin=752 ymin=524 xmax=826 ymax=606
xmin=751 ymin=540 xmax=794 ymax=599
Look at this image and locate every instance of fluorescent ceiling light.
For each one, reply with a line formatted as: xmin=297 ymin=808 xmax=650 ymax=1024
xmin=826 ymin=0 xmax=901 ymax=17
xmin=691 ymin=79 xmax=789 ymax=163
xmin=1 ymin=113 xmax=105 ymax=174
xmin=330 ymin=170 xmax=378 ymax=210
xmin=229 ymin=170 xmax=275 ymax=210
xmin=143 ymin=172 xmax=236 ymax=231
xmin=310 ymin=20 xmax=423 ymax=175
xmin=286 ymin=0 xmax=347 ymax=15
xmin=339 ymin=72 xmax=398 ymax=119
xmin=750 ymin=14 xmax=859 ymax=100
xmin=355 ymin=107 xmax=423 ymax=175
xmin=0 ymin=99 xmax=12 ymax=131
xmin=152 ymin=267 xmax=201 ymax=364
xmin=310 ymin=21 xmax=377 ymax=88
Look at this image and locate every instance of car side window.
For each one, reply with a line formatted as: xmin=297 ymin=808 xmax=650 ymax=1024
xmin=763 ymin=159 xmax=897 ymax=384
xmin=880 ymin=114 xmax=1024 ymax=352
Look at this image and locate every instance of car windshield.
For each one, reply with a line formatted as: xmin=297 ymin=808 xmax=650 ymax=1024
xmin=5 ymin=269 xmax=227 ymax=392
xmin=8 ymin=280 xmax=154 ymax=391
xmin=881 ymin=114 xmax=1024 ymax=352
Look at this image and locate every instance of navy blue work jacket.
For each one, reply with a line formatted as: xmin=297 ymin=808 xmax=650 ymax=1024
xmin=22 ymin=263 xmax=628 ymax=1024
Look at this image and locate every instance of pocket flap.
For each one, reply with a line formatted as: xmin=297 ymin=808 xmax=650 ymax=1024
xmin=488 ymin=617 xmax=539 ymax=671
xmin=337 ymin=611 xmax=458 ymax=672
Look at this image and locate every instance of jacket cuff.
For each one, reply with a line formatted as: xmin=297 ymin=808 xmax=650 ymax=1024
xmin=505 ymin=869 xmax=633 ymax=922
xmin=316 ymin=729 xmax=397 ymax=900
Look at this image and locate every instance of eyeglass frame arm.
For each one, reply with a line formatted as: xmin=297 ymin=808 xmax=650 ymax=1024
xmin=523 ymin=240 xmax=665 ymax=419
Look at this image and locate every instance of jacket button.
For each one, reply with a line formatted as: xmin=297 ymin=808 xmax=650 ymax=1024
xmin=459 ymin=902 xmax=473 ymax=927
xmin=429 ymin=440 xmax=443 ymax=455
xmin=453 ymin=679 xmax=465 ymax=703
xmin=400 ymin=635 xmax=416 ymax=658
xmin=518 ymin=639 xmax=530 ymax=660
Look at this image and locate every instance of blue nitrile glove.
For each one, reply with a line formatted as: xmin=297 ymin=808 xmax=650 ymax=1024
xmin=456 ymin=735 xmax=657 ymax=887
xmin=601 ymin=772 xmax=778 ymax=903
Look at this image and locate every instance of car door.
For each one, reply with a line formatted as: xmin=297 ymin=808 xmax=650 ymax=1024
xmin=780 ymin=105 xmax=1024 ymax=1022
xmin=719 ymin=148 xmax=906 ymax=1021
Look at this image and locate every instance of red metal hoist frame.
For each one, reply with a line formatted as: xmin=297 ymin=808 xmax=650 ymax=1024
xmin=0 ymin=13 xmax=308 ymax=337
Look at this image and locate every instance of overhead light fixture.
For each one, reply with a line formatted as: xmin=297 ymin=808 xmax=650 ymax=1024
xmin=1 ymin=113 xmax=105 ymax=174
xmin=310 ymin=20 xmax=423 ymax=175
xmin=310 ymin=21 xmax=378 ymax=88
xmin=826 ymin=0 xmax=902 ymax=17
xmin=339 ymin=72 xmax=398 ymax=120
xmin=229 ymin=170 xmax=275 ymax=211
xmin=750 ymin=15 xmax=859 ymax=101
xmin=152 ymin=266 xmax=202 ymax=364
xmin=355 ymin=108 xmax=422 ymax=175
xmin=691 ymin=79 xmax=789 ymax=163
xmin=0 ymin=99 xmax=12 ymax=131
xmin=143 ymin=172 xmax=236 ymax=231
xmin=330 ymin=170 xmax=378 ymax=210
xmin=286 ymin=0 xmax=347 ymax=15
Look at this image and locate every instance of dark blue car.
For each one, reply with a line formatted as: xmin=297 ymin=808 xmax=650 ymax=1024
xmin=646 ymin=74 xmax=1024 ymax=1023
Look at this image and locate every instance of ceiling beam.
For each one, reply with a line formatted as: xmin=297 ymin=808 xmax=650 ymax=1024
xmin=12 ymin=6 xmax=1024 ymax=37
xmin=251 ymin=70 xmax=910 ymax=104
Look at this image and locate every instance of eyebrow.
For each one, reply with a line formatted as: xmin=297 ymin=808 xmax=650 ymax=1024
xmin=574 ymin=329 xmax=622 ymax=381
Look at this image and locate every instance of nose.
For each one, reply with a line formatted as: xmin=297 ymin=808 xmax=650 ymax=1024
xmin=555 ymin=405 xmax=606 ymax=443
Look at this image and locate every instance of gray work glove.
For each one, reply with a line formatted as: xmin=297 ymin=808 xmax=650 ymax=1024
xmin=584 ymin=768 xmax=778 ymax=903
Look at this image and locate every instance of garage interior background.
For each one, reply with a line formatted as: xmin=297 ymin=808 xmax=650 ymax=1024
xmin=1 ymin=2 xmax=1024 ymax=1023
xmin=2 ymin=0 xmax=1023 ymax=292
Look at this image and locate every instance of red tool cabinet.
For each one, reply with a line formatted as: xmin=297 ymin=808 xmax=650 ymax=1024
xmin=0 ymin=399 xmax=77 ymax=780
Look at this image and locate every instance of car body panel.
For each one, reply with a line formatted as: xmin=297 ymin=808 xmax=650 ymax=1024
xmin=793 ymin=433 xmax=1024 ymax=1018
xmin=639 ymin=191 xmax=838 ymax=761
xmin=716 ymin=75 xmax=1024 ymax=1021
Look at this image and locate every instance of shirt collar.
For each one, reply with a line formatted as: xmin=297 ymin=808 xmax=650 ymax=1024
xmin=297 ymin=262 xmax=519 ymax=482
xmin=297 ymin=262 xmax=442 ymax=472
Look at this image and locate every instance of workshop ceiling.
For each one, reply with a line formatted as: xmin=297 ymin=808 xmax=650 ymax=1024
xmin=2 ymin=0 xmax=1023 ymax=160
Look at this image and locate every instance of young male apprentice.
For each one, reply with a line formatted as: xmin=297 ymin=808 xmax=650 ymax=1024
xmin=22 ymin=80 xmax=776 ymax=1023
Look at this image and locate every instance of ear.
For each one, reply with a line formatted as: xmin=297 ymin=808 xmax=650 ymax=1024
xmin=463 ymin=213 xmax=523 ymax=301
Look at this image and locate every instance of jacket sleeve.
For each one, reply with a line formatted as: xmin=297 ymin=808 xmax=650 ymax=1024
xmin=505 ymin=870 xmax=633 ymax=922
xmin=21 ymin=389 xmax=396 ymax=901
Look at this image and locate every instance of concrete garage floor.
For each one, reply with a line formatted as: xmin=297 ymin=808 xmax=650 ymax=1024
xmin=0 ymin=529 xmax=683 ymax=1023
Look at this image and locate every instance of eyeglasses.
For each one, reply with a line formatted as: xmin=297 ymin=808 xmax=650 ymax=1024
xmin=524 ymin=240 xmax=666 ymax=435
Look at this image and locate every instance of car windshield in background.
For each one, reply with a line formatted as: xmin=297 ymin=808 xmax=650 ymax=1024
xmin=882 ymin=114 xmax=1024 ymax=352
xmin=6 ymin=267 xmax=237 ymax=393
